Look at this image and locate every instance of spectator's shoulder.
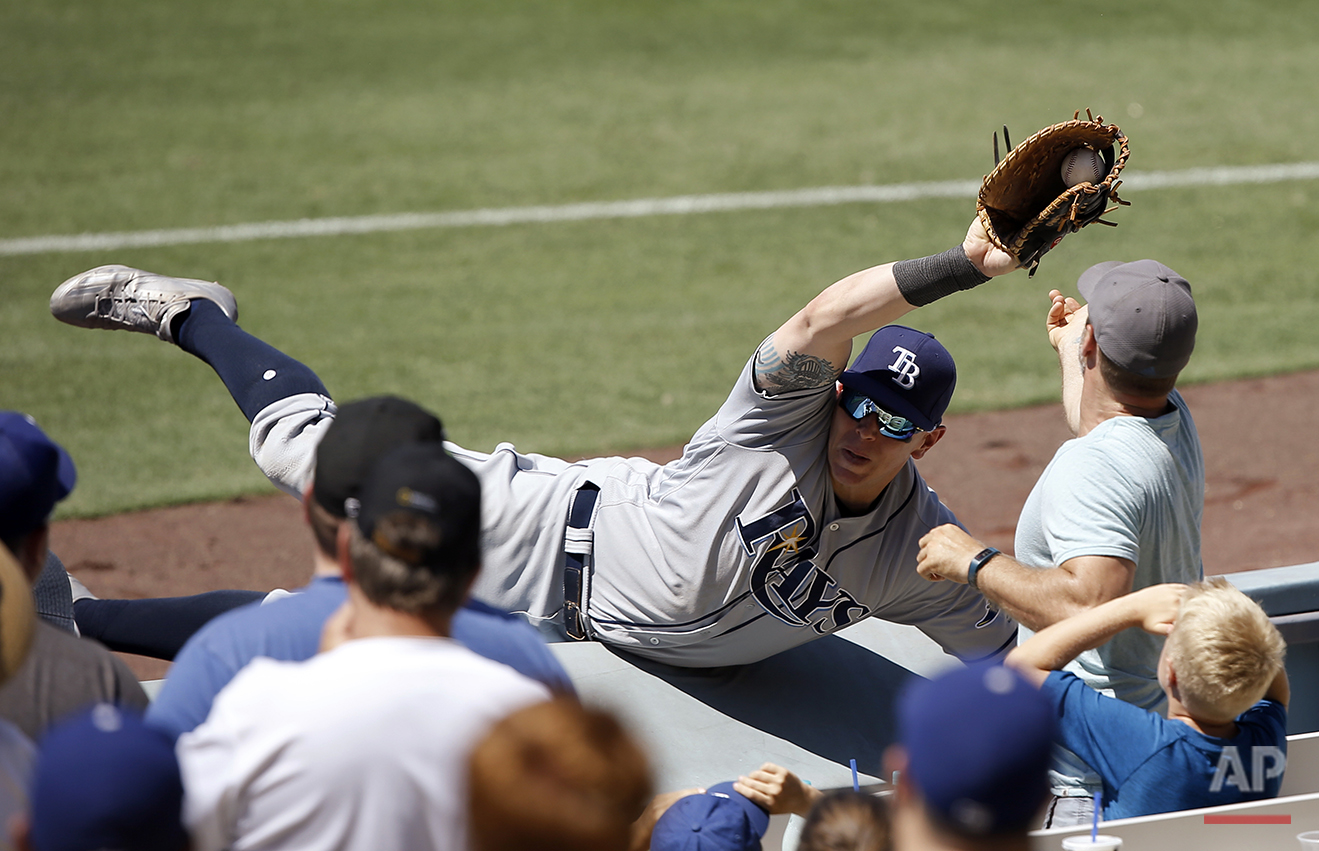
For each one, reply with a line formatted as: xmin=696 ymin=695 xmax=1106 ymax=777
xmin=1038 ymin=670 xmax=1124 ymax=720
xmin=1239 ymin=698 xmax=1288 ymax=735
xmin=185 ymin=583 xmax=337 ymax=656
xmin=28 ymin=621 xmax=148 ymax=708
xmin=1040 ymin=668 xmax=1082 ymax=693
xmin=461 ymin=598 xmax=519 ymax=622
xmin=33 ymin=619 xmax=115 ymax=663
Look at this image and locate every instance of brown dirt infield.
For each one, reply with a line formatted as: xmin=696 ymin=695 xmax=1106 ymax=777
xmin=50 ymin=369 xmax=1319 ymax=680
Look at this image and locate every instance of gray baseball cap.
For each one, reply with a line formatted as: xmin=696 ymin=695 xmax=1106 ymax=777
xmin=1077 ymin=259 xmax=1197 ymax=378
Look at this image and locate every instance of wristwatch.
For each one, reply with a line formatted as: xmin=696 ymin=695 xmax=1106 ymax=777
xmin=966 ymin=547 xmax=1001 ymax=590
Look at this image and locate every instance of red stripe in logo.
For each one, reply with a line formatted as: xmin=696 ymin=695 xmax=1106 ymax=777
xmin=1203 ymin=814 xmax=1291 ymax=825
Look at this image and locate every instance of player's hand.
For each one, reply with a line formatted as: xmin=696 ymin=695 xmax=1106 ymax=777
xmin=1130 ymin=583 xmax=1188 ymax=636
xmin=963 ymin=216 xmax=1019 ymax=278
xmin=734 ymin=763 xmax=822 ymax=817
xmin=629 ymin=788 xmax=704 ymax=851
xmin=1046 ymin=289 xmax=1088 ymax=352
xmin=916 ymin=524 xmax=985 ymax=584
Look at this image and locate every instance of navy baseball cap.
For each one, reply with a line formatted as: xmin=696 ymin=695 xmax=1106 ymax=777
xmin=356 ymin=442 xmax=481 ymax=575
xmin=898 ymin=664 xmax=1055 ymax=836
xmin=30 ymin=703 xmax=187 ymax=851
xmin=840 ymin=325 xmax=956 ymax=432
xmin=0 ymin=412 xmax=76 ymax=542
xmin=312 ymin=395 xmax=447 ymax=519
xmin=650 ymin=782 xmax=770 ymax=851
xmin=1078 ymin=259 xmax=1197 ymax=378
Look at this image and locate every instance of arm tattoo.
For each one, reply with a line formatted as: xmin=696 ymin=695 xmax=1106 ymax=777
xmin=754 ymin=339 xmax=840 ymax=394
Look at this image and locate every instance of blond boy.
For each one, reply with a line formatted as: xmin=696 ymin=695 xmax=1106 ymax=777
xmin=1006 ymin=579 xmax=1288 ymax=820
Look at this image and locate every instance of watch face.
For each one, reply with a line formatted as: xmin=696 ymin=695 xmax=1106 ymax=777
xmin=968 ymin=547 xmax=999 ymax=589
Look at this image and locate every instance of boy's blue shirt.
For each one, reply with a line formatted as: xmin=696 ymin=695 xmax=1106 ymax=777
xmin=1040 ymin=670 xmax=1287 ymax=820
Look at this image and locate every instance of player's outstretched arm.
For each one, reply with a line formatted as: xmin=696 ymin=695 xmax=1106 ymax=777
xmin=1005 ymin=584 xmax=1185 ymax=687
xmin=755 ymin=217 xmax=1017 ymax=394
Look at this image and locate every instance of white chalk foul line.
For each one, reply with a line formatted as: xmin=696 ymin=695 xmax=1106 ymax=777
xmin=3 ymin=162 xmax=1318 ymax=257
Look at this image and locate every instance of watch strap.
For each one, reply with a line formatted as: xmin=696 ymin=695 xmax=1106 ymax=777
xmin=967 ymin=546 xmax=1001 ymax=590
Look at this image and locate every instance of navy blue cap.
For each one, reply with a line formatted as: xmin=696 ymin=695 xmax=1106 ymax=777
xmin=30 ymin=704 xmax=187 ymax=851
xmin=840 ymin=326 xmax=956 ymax=432
xmin=899 ymin=665 xmax=1055 ymax=836
xmin=0 ymin=412 xmax=76 ymax=541
xmin=650 ymin=782 xmax=770 ymax=851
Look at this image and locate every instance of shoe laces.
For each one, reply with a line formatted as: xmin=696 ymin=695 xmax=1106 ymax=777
xmin=93 ymin=280 xmax=177 ymax=324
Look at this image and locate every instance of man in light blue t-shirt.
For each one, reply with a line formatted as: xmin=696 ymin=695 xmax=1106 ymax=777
xmin=915 ymin=260 xmax=1204 ymax=827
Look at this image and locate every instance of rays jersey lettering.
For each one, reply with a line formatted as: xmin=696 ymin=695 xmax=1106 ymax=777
xmin=734 ymin=489 xmax=870 ymax=634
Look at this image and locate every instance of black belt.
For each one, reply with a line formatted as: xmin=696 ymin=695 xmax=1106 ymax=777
xmin=562 ymin=483 xmax=600 ymax=641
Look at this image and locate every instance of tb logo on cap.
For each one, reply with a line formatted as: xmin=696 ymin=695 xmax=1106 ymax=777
xmin=888 ymin=346 xmax=920 ymax=388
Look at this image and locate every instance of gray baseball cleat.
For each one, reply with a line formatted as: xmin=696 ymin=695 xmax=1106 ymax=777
xmin=49 ymin=264 xmax=238 ymax=344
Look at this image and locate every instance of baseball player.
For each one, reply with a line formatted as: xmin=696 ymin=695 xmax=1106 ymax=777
xmin=50 ymin=215 xmax=1021 ymax=667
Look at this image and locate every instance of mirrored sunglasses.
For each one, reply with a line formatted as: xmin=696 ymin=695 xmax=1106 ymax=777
xmin=838 ymin=389 xmax=921 ymax=440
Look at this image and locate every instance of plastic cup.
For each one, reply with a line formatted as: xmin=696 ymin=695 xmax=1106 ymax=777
xmin=780 ymin=813 xmax=805 ymax=851
xmin=1062 ymin=836 xmax=1123 ymax=851
xmin=1297 ymin=830 xmax=1319 ymax=850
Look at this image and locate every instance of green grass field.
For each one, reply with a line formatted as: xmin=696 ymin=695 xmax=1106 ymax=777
xmin=3 ymin=0 xmax=1318 ymax=517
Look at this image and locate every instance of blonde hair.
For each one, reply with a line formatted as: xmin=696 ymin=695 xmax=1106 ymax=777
xmin=468 ymin=697 xmax=653 ymax=851
xmin=1165 ymin=578 xmax=1286 ymax=723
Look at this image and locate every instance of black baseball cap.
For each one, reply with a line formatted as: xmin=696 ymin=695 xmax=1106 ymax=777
xmin=312 ymin=396 xmax=446 ymax=519
xmin=356 ymin=442 xmax=481 ymax=575
xmin=840 ymin=325 xmax=957 ymax=432
xmin=1078 ymin=260 xmax=1197 ymax=378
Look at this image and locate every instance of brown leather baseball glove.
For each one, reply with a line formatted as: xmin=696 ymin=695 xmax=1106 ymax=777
xmin=977 ymin=109 xmax=1130 ymax=276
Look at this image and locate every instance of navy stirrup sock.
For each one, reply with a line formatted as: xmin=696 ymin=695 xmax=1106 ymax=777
xmin=74 ymin=590 xmax=267 ymax=661
xmin=175 ymin=299 xmax=330 ymax=423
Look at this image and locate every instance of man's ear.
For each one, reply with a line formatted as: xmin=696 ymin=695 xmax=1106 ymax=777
xmin=1079 ymin=324 xmax=1099 ymax=369
xmin=301 ymin=481 xmax=316 ymax=527
xmin=909 ymin=425 xmax=946 ymax=460
xmin=337 ymin=521 xmax=355 ymax=585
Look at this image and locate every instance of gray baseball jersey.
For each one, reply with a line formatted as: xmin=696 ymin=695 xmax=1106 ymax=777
xmin=250 ymin=354 xmax=1015 ymax=668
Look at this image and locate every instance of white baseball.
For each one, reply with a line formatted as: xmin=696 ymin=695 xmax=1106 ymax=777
xmin=1060 ymin=147 xmax=1106 ymax=187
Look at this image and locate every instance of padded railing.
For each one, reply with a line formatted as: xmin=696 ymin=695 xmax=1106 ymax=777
xmin=1225 ymin=562 xmax=1319 ymax=735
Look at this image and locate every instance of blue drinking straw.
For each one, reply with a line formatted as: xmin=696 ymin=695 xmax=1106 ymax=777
xmin=850 ymin=759 xmax=859 ymax=791
xmin=1091 ymin=790 xmax=1102 ymax=841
